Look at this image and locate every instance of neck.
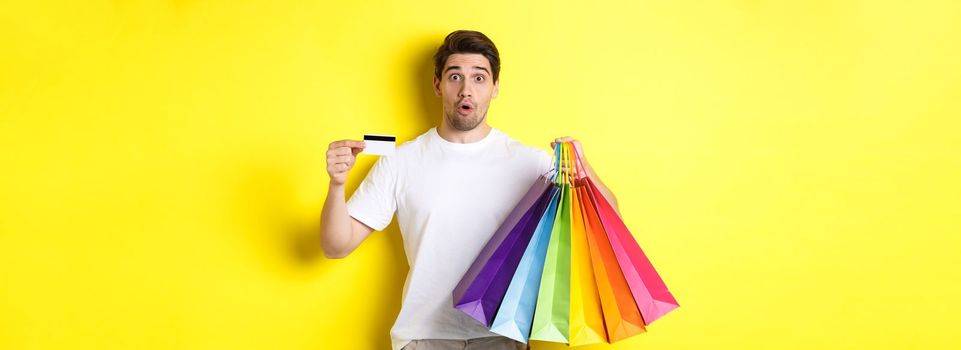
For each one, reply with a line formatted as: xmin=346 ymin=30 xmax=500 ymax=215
xmin=437 ymin=120 xmax=492 ymax=143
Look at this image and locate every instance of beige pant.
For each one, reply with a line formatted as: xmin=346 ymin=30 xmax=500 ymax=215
xmin=401 ymin=336 xmax=529 ymax=350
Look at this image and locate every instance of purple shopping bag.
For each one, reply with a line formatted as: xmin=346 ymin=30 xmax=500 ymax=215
xmin=452 ymin=176 xmax=554 ymax=326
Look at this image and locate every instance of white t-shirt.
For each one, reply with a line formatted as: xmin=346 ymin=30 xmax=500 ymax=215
xmin=346 ymin=127 xmax=553 ymax=350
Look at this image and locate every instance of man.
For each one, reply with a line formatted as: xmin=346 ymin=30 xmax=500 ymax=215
xmin=321 ymin=30 xmax=619 ymax=350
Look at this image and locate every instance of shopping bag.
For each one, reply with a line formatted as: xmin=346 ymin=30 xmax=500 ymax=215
xmin=580 ymin=182 xmax=647 ymax=341
xmin=567 ymin=148 xmax=606 ymax=346
xmin=452 ymin=176 xmax=554 ymax=326
xmin=529 ymin=181 xmax=572 ymax=342
xmin=530 ymin=143 xmax=578 ymax=343
xmin=455 ymin=140 xmax=679 ymax=345
xmin=587 ymin=177 xmax=679 ymax=325
xmin=489 ymin=186 xmax=561 ymax=342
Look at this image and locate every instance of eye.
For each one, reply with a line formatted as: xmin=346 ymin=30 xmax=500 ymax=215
xmin=449 ymin=74 xmax=461 ymax=81
xmin=474 ymin=75 xmax=485 ymax=82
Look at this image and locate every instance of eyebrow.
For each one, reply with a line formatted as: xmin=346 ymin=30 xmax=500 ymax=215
xmin=444 ymin=65 xmax=491 ymax=75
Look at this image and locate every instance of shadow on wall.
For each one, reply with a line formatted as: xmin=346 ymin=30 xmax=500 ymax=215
xmin=229 ymin=147 xmax=403 ymax=347
xmin=235 ymin=36 xmax=448 ymax=348
xmin=410 ymin=36 xmax=443 ymax=133
xmin=288 ymin=36 xmax=445 ymax=267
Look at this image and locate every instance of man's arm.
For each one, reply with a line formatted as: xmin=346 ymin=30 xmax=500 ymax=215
xmin=321 ymin=140 xmax=374 ymax=259
xmin=582 ymin=159 xmax=620 ymax=215
xmin=321 ymin=183 xmax=375 ymax=259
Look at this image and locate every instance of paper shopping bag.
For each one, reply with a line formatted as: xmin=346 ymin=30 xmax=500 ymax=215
xmin=587 ymin=177 xmax=679 ymax=325
xmin=452 ymin=176 xmax=553 ymax=326
xmin=579 ymin=181 xmax=647 ymax=341
xmin=454 ymin=140 xmax=679 ymax=345
xmin=530 ymin=142 xmax=583 ymax=343
xmin=529 ymin=182 xmax=572 ymax=343
xmin=568 ymin=169 xmax=606 ymax=346
xmin=489 ymin=186 xmax=561 ymax=342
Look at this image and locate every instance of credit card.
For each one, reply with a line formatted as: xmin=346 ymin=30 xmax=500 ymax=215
xmin=362 ymin=134 xmax=396 ymax=156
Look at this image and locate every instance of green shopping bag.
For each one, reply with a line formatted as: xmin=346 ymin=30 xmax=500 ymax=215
xmin=529 ymin=181 xmax=572 ymax=342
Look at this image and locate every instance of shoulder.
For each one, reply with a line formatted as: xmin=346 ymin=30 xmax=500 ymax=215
xmin=495 ymin=130 xmax=553 ymax=173
xmin=498 ymin=130 xmax=551 ymax=159
xmin=383 ymin=129 xmax=432 ymax=162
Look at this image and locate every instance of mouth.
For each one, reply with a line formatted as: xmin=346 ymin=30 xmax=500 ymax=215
xmin=457 ymin=101 xmax=474 ymax=115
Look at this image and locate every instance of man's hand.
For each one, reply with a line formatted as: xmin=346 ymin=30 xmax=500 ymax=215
xmin=551 ymin=136 xmax=586 ymax=178
xmin=550 ymin=136 xmax=584 ymax=160
xmin=551 ymin=135 xmax=621 ymax=214
xmin=326 ymin=140 xmax=366 ymax=186
xmin=321 ymin=138 xmax=374 ymax=259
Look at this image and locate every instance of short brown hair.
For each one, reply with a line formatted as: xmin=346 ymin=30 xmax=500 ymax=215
xmin=433 ymin=30 xmax=500 ymax=82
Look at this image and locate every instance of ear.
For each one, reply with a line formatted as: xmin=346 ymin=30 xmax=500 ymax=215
xmin=432 ymin=76 xmax=442 ymax=97
xmin=492 ymin=79 xmax=499 ymax=99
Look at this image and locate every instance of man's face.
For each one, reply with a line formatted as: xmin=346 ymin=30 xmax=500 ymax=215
xmin=433 ymin=53 xmax=499 ymax=131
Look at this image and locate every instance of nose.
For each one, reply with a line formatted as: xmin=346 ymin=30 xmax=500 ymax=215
xmin=458 ymin=82 xmax=473 ymax=98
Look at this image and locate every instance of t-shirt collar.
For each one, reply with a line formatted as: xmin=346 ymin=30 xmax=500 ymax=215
xmin=429 ymin=127 xmax=499 ymax=151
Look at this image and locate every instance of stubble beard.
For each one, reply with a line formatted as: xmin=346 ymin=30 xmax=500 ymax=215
xmin=445 ymin=108 xmax=486 ymax=131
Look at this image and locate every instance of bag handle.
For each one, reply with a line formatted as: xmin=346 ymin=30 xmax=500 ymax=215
xmin=564 ymin=141 xmax=587 ymax=182
xmin=552 ymin=141 xmax=562 ymax=183
xmin=551 ymin=141 xmax=585 ymax=185
xmin=568 ymin=141 xmax=587 ymax=181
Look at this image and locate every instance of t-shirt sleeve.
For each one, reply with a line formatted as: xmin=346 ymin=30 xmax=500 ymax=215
xmin=346 ymin=156 xmax=397 ymax=231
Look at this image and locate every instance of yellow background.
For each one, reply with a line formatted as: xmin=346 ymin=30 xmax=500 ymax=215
xmin=2 ymin=1 xmax=959 ymax=349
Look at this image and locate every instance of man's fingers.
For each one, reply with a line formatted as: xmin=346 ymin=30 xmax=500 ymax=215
xmin=551 ymin=139 xmax=578 ymax=150
xmin=329 ymin=140 xmax=347 ymax=149
xmin=329 ymin=140 xmax=365 ymax=150
xmin=328 ymin=142 xmax=366 ymax=157
xmin=326 ymin=139 xmax=364 ymax=181
xmin=327 ymin=155 xmax=355 ymax=166
xmin=327 ymin=147 xmax=350 ymax=157
xmin=551 ymin=136 xmax=575 ymax=147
